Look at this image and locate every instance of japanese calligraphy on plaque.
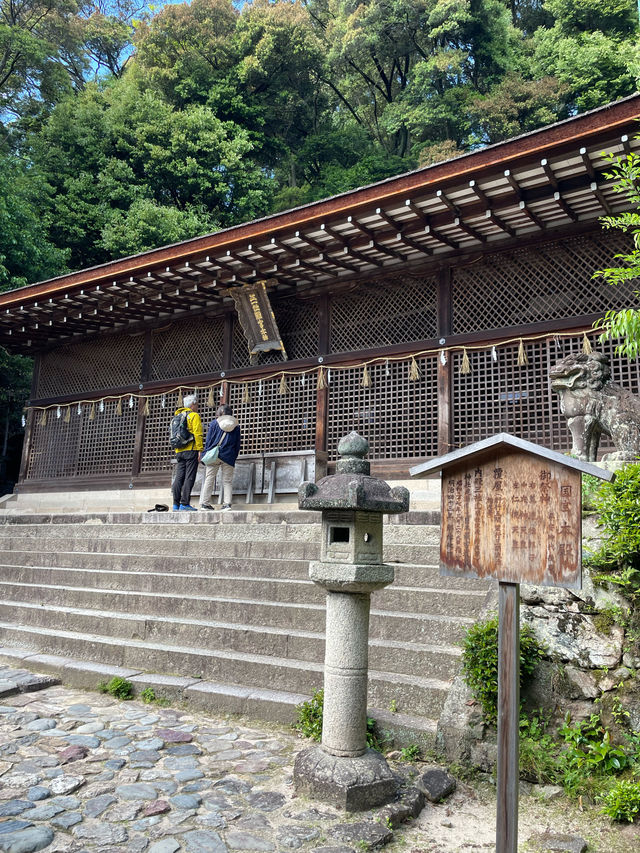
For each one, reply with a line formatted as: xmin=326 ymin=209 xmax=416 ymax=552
xmin=230 ymin=279 xmax=288 ymax=365
xmin=441 ymin=450 xmax=581 ymax=588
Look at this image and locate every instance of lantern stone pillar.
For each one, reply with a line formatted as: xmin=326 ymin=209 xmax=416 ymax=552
xmin=293 ymin=431 xmax=409 ymax=811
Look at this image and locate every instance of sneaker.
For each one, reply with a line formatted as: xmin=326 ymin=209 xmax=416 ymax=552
xmin=220 ymin=504 xmax=232 ymax=511
xmin=200 ymin=503 xmax=215 ymax=511
xmin=172 ymin=504 xmax=180 ymax=511
xmin=179 ymin=504 xmax=198 ymax=511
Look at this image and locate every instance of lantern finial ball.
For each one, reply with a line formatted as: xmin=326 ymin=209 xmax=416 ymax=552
xmin=337 ymin=431 xmax=369 ymax=475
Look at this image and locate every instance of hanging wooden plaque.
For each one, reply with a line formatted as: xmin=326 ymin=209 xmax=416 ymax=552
xmin=231 ymin=280 xmax=287 ymax=364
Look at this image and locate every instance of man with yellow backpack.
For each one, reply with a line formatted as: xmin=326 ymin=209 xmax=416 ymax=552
xmin=169 ymin=394 xmax=204 ymax=511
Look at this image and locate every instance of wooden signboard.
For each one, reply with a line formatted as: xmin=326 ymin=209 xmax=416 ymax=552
xmin=441 ymin=449 xmax=581 ymax=588
xmin=410 ymin=434 xmax=614 ymax=853
xmin=230 ymin=279 xmax=287 ymax=365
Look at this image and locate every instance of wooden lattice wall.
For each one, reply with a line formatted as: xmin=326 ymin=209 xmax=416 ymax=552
xmin=330 ymin=275 xmax=437 ymax=353
xmin=151 ymin=316 xmax=225 ymax=381
xmin=451 ymin=233 xmax=636 ymax=334
xmin=451 ymin=331 xmax=640 ymax=453
xmin=26 ymin=401 xmax=138 ymax=480
xmin=37 ymin=333 xmax=145 ymax=397
xmin=228 ymin=373 xmax=318 ymax=455
xmin=326 ymin=357 xmax=439 ymax=461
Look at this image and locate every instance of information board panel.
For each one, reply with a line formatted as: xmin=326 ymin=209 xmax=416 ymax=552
xmin=441 ymin=448 xmax=581 ymax=588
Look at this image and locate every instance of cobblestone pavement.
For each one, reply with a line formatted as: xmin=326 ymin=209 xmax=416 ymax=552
xmin=0 ymin=667 xmax=428 ymax=853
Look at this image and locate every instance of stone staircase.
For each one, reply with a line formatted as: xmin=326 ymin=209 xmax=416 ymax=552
xmin=0 ymin=509 xmax=491 ymax=747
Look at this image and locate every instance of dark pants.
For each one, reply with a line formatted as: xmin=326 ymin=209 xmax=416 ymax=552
xmin=173 ymin=450 xmax=199 ymax=507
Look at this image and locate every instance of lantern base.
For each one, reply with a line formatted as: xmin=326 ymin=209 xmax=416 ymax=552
xmin=293 ymin=746 xmax=396 ymax=812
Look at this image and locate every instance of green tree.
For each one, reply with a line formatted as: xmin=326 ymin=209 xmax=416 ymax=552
xmin=0 ymin=152 xmax=68 ymax=289
xmin=31 ymin=73 xmax=274 ymax=268
xmin=531 ymin=0 xmax=638 ymax=113
xmin=594 ymin=151 xmax=640 ymax=358
xmin=0 ymin=151 xmax=67 ymax=488
xmin=0 ymin=0 xmax=83 ymax=116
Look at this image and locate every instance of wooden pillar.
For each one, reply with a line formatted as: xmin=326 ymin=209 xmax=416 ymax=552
xmin=316 ymin=293 xmax=330 ymax=457
xmin=18 ymin=408 xmax=34 ymax=484
xmin=437 ymin=267 xmax=453 ymax=456
xmin=496 ymin=581 xmax=520 ymax=853
xmin=223 ymin=312 xmax=234 ymax=372
xmin=132 ymin=331 xmax=153 ymax=478
xmin=18 ymin=354 xmax=41 ymax=485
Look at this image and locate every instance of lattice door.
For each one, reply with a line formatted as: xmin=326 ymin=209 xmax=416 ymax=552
xmin=139 ymin=392 xmax=184 ymax=474
xmin=451 ymin=233 xmax=637 ymax=335
xmin=75 ymin=400 xmax=138 ymax=476
xmin=228 ymin=374 xmax=317 ymax=455
xmin=452 ymin=342 xmax=552 ymax=450
xmin=25 ymin=413 xmax=82 ymax=480
xmin=151 ymin=316 xmax=225 ymax=380
xmin=326 ymin=357 xmax=439 ymax=460
xmin=330 ymin=276 xmax=437 ymax=354
xmin=37 ymin=333 xmax=145 ymax=398
xmin=25 ymin=400 xmax=137 ymax=479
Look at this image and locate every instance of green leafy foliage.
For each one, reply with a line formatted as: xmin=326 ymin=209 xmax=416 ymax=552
xmin=581 ymin=472 xmax=603 ymax=512
xmin=98 ymin=676 xmax=134 ymax=700
xmin=461 ymin=615 xmax=545 ymax=725
xmin=519 ymin=707 xmax=640 ymax=806
xmin=559 ymin=713 xmax=632 ymax=797
xmin=294 ymin=688 xmax=382 ymax=750
xmin=140 ymin=687 xmax=156 ymax=703
xmin=519 ymin=713 xmax=561 ymax=784
xmin=399 ymin=744 xmax=421 ymax=762
xmin=593 ymin=151 xmax=640 ymax=358
xmin=0 ymin=0 xmax=636 ymax=277
xmin=585 ymin=463 xmax=640 ymax=602
xmin=294 ymin=687 xmax=324 ymax=743
xmin=601 ymin=779 xmax=640 ymax=822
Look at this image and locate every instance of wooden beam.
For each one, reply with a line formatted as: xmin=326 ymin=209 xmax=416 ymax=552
xmin=320 ymin=224 xmax=383 ymax=268
xmin=346 ymin=216 xmax=407 ymax=261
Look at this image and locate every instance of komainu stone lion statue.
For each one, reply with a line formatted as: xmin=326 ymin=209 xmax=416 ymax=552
xmin=549 ymin=351 xmax=640 ymax=462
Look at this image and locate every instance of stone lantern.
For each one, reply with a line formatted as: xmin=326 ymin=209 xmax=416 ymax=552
xmin=293 ymin=431 xmax=409 ymax=811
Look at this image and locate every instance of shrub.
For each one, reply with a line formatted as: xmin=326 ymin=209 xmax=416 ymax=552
xmin=461 ymin=615 xmax=544 ymax=726
xmin=294 ymin=688 xmax=324 ymax=742
xmin=587 ymin=463 xmax=640 ymax=602
xmin=140 ymin=687 xmax=156 ymax=704
xmin=558 ymin=713 xmax=631 ymax=799
xmin=601 ymin=779 xmax=640 ymax=822
xmin=519 ymin=713 xmax=562 ymax=784
xmin=98 ymin=676 xmax=134 ymax=700
xmin=294 ymin=688 xmax=382 ymax=750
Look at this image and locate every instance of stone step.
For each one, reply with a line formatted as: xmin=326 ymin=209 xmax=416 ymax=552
xmin=0 ymin=567 xmax=487 ymax=618
xmin=0 ymin=534 xmax=321 ymax=561
xmin=0 ymin=534 xmax=440 ymax=566
xmin=0 ymin=513 xmax=442 ymax=547
xmin=0 ymin=646 xmax=440 ymax=742
xmin=0 ymin=549 xmax=485 ymax=589
xmin=0 ymin=623 xmax=450 ymax=718
xmin=0 ymin=601 xmax=462 ymax=682
xmin=0 ymin=579 xmax=473 ymax=644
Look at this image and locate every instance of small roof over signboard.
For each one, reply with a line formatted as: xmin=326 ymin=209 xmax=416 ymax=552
xmin=409 ymin=433 xmax=615 ymax=482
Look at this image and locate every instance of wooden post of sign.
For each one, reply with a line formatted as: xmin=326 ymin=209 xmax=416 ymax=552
xmin=496 ymin=581 xmax=520 ymax=853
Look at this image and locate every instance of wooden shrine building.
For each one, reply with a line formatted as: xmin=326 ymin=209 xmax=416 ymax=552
xmin=3 ymin=94 xmax=640 ymax=501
